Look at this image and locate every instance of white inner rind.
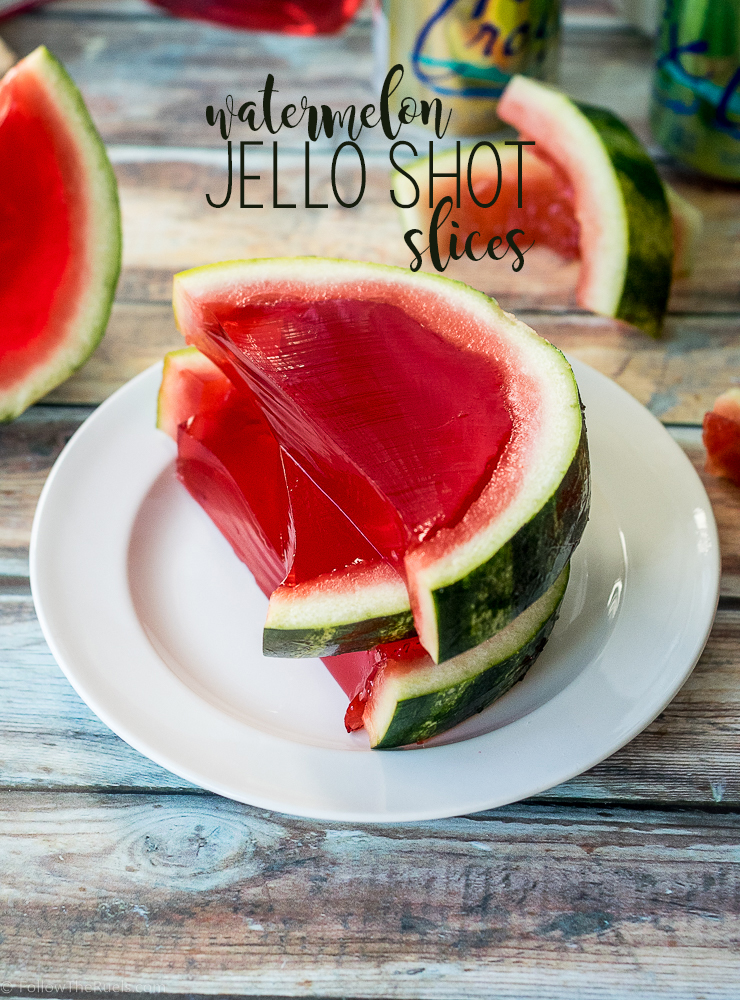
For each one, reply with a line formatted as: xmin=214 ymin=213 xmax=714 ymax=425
xmin=266 ymin=563 xmax=409 ymax=630
xmin=0 ymin=47 xmax=121 ymax=421
xmin=364 ymin=565 xmax=569 ymax=747
xmin=497 ymin=74 xmax=628 ymax=318
xmin=174 ymin=259 xmax=583 ymax=660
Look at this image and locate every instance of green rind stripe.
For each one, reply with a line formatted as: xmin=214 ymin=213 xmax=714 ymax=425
xmin=373 ymin=568 xmax=569 ymax=749
xmin=432 ymin=420 xmax=589 ymax=663
xmin=578 ymin=104 xmax=673 ymax=338
xmin=263 ymin=609 xmax=415 ymax=657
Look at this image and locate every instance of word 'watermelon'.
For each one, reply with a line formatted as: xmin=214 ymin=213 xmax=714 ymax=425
xmin=172 ymin=258 xmax=590 ymax=665
xmin=0 ymin=46 xmax=120 ymax=421
xmin=158 ymin=345 xmax=570 ymax=748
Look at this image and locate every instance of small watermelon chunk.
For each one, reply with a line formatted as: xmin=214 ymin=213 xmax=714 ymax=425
xmin=173 ymin=258 xmax=590 ymax=665
xmin=0 ymin=46 xmax=121 ymax=421
xmin=703 ymin=389 xmax=740 ymax=487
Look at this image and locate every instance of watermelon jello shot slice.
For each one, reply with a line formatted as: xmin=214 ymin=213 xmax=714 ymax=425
xmin=703 ymin=389 xmax=740 ymax=487
xmin=172 ymin=258 xmax=590 ymax=666
xmin=157 ymin=344 xmax=571 ymax=749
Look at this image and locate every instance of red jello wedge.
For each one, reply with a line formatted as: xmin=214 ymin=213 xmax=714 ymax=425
xmin=159 ymin=349 xmax=415 ymax=659
xmin=174 ymin=260 xmax=589 ymax=666
xmin=158 ymin=350 xmax=388 ymax=718
xmin=159 ymin=347 xmax=572 ymax=750
xmin=186 ymin=296 xmax=514 ymax=565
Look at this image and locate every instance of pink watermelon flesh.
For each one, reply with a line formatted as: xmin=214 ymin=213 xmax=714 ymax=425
xmin=187 ymin=298 xmax=514 ymax=566
xmin=0 ymin=62 xmax=78 ymax=389
xmin=703 ymin=391 xmax=740 ymax=487
xmin=429 ymin=147 xmax=580 ymax=261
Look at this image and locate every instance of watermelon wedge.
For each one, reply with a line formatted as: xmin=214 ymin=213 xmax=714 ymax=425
xmin=348 ymin=565 xmax=569 ymax=749
xmin=495 ymin=76 xmax=673 ymax=337
xmin=396 ymin=143 xmax=698 ymax=286
xmin=0 ymin=46 xmax=121 ymax=421
xmin=173 ymin=258 xmax=590 ymax=665
xmin=157 ymin=345 xmax=570 ymax=748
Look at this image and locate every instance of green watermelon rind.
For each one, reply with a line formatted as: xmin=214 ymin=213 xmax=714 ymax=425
xmin=577 ymin=104 xmax=673 ymax=337
xmin=264 ymin=607 xmax=415 ymax=658
xmin=431 ymin=425 xmax=587 ymax=663
xmin=368 ymin=564 xmax=570 ymax=749
xmin=173 ymin=257 xmax=589 ymax=665
xmin=0 ymin=46 xmax=121 ymax=422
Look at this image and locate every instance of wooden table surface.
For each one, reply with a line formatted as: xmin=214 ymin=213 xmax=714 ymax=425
xmin=1 ymin=1 xmax=740 ymax=996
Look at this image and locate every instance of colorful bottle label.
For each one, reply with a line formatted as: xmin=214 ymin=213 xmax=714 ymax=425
xmin=385 ymin=0 xmax=560 ymax=134
xmin=651 ymin=0 xmax=740 ymax=179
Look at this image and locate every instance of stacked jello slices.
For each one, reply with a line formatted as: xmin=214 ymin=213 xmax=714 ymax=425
xmin=158 ymin=258 xmax=590 ymax=748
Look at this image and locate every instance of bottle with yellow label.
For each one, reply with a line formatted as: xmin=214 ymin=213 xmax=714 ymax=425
xmin=381 ymin=0 xmax=561 ymax=135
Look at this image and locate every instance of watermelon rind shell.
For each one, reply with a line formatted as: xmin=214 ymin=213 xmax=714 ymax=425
xmin=0 ymin=46 xmax=121 ymax=422
xmin=496 ymin=75 xmax=672 ymax=338
xmin=366 ymin=564 xmax=570 ymax=749
xmin=264 ymin=567 xmax=415 ymax=657
xmin=172 ymin=257 xmax=589 ymax=665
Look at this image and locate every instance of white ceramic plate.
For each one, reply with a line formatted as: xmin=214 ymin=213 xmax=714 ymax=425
xmin=30 ymin=359 xmax=719 ymax=822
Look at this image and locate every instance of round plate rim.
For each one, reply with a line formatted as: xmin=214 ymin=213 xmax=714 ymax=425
xmin=29 ymin=358 xmax=720 ymax=822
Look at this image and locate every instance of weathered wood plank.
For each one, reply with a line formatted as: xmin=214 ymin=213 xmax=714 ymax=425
xmin=42 ymin=294 xmax=740 ymax=424
xmin=2 ymin=5 xmax=654 ymax=147
xmin=1 ymin=590 xmax=738 ymax=805
xmin=0 ymin=794 xmax=738 ymax=998
xmin=104 ymin=157 xmax=740 ymax=316
xmin=0 ymin=406 xmax=89 ymax=574
xmin=534 ymin=312 xmax=740 ymax=425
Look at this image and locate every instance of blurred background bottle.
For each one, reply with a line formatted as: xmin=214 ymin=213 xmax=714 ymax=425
xmin=380 ymin=0 xmax=561 ymax=135
xmin=651 ymin=0 xmax=740 ymax=180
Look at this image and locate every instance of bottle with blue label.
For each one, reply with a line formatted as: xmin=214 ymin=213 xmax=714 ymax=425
xmin=382 ymin=0 xmax=561 ymax=135
xmin=651 ymin=0 xmax=740 ymax=180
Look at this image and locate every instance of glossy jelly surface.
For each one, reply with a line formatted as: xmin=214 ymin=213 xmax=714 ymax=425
xmin=175 ymin=369 xmax=383 ymax=712
xmin=176 ymin=373 xmax=387 ymax=592
xmin=199 ymin=298 xmax=514 ymax=565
